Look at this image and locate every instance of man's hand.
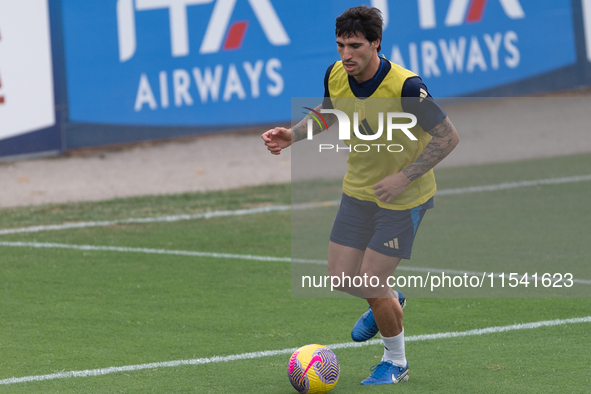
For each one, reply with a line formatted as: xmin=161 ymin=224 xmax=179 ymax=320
xmin=373 ymin=172 xmax=411 ymax=203
xmin=261 ymin=127 xmax=292 ymax=155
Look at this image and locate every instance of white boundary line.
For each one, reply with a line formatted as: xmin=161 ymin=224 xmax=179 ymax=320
xmin=1 ymin=175 xmax=589 ymax=236
xmin=434 ymin=174 xmax=591 ymax=196
xmin=0 ymin=241 xmax=292 ymax=263
xmin=1 ymin=316 xmax=590 ymax=386
xmin=0 ymin=205 xmax=292 ymax=236
xmin=1 ymin=241 xmax=590 ymax=285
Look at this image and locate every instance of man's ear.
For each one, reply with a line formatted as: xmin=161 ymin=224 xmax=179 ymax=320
xmin=371 ymin=39 xmax=381 ymax=51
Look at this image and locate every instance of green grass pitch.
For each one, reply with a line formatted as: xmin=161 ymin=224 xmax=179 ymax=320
xmin=1 ymin=153 xmax=590 ymax=393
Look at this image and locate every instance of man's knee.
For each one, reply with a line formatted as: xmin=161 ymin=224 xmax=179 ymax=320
xmin=362 ymin=284 xmax=393 ymax=299
xmin=327 ymin=244 xmax=363 ymax=285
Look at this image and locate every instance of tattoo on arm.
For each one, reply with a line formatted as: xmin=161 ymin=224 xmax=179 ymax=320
xmin=292 ymin=103 xmax=337 ymax=143
xmin=402 ymin=117 xmax=459 ymax=182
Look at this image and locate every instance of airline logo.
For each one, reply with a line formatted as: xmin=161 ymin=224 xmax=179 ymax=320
xmin=117 ymin=0 xmax=290 ymax=62
xmin=371 ymin=0 xmax=525 ymax=30
xmin=417 ymin=0 xmax=525 ymax=29
xmin=368 ymin=0 xmax=535 ymax=83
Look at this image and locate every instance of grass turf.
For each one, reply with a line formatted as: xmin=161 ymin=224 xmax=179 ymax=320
xmin=1 ymin=153 xmax=590 ymax=393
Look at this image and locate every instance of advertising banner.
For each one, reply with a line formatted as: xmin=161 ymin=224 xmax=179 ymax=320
xmin=378 ymin=0 xmax=577 ymax=96
xmin=62 ymin=0 xmax=336 ymax=127
xmin=61 ymin=0 xmax=578 ymax=130
xmin=0 ymin=0 xmax=57 ymax=145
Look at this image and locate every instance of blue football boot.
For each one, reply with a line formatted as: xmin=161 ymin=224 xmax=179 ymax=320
xmin=351 ymin=290 xmax=406 ymax=342
xmin=360 ymin=360 xmax=409 ymax=385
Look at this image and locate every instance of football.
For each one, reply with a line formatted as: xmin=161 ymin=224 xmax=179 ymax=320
xmin=287 ymin=344 xmax=340 ymax=394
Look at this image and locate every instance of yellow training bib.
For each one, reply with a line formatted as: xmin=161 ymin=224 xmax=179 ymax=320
xmin=327 ymin=60 xmax=437 ymax=210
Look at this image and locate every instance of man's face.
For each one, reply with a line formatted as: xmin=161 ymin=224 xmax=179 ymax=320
xmin=336 ymin=32 xmax=379 ymax=81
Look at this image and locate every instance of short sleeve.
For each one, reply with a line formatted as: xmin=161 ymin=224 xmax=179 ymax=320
xmin=322 ymin=63 xmax=335 ymax=109
xmin=401 ymin=77 xmax=447 ymax=132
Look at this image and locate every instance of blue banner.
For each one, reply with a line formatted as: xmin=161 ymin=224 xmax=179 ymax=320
xmin=62 ymin=0 xmax=577 ymax=128
xmin=62 ymin=0 xmax=335 ymax=126
xmin=380 ymin=0 xmax=577 ymax=96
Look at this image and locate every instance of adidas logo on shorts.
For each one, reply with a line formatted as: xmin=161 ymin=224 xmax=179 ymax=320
xmin=384 ymin=238 xmax=399 ymax=249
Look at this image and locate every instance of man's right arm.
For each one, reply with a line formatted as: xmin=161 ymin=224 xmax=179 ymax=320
xmin=261 ymin=103 xmax=336 ymax=155
xmin=262 ymin=63 xmax=337 ymax=154
xmin=291 ymin=103 xmax=336 ymax=142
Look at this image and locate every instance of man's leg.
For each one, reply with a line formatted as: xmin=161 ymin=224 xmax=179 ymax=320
xmin=360 ymin=248 xmax=403 ymax=337
xmin=359 ymin=248 xmax=409 ymax=384
xmin=327 ymin=241 xmax=365 ymax=298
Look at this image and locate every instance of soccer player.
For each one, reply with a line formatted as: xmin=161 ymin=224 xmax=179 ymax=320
xmin=262 ymin=5 xmax=459 ymax=385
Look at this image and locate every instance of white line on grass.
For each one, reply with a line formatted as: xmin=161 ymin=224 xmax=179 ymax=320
xmin=1 ymin=241 xmax=590 ymax=285
xmin=434 ymin=174 xmax=591 ymax=196
xmin=1 ymin=316 xmax=590 ymax=386
xmin=0 ymin=241 xmax=292 ymax=263
xmin=1 ymin=175 xmax=589 ymax=236
xmin=0 ymin=205 xmax=291 ymax=236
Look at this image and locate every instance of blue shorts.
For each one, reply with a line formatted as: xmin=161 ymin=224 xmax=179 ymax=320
xmin=329 ymin=193 xmax=433 ymax=259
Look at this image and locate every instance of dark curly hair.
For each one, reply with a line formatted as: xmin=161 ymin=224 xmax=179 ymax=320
xmin=335 ymin=6 xmax=383 ymax=52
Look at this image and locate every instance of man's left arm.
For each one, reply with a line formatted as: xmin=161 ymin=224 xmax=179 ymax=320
xmin=373 ymin=116 xmax=460 ymax=203
xmin=403 ymin=116 xmax=459 ymax=182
